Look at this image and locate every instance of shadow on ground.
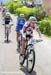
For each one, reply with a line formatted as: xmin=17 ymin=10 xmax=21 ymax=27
xmin=20 ymin=66 xmax=37 ymax=75
xmin=4 ymin=40 xmax=12 ymax=44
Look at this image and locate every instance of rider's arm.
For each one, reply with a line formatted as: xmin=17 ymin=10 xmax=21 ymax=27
xmin=35 ymin=24 xmax=41 ymax=38
xmin=3 ymin=16 xmax=6 ymax=21
xmin=16 ymin=18 xmax=18 ymax=27
xmin=23 ymin=26 xmax=26 ymax=33
xmin=37 ymin=28 xmax=41 ymax=38
xmin=10 ymin=16 xmax=13 ymax=21
xmin=24 ymin=19 xmax=26 ymax=24
xmin=23 ymin=22 xmax=28 ymax=33
xmin=15 ymin=18 xmax=18 ymax=31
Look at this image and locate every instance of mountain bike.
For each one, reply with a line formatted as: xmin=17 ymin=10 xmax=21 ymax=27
xmin=20 ymin=35 xmax=42 ymax=73
xmin=3 ymin=23 xmax=13 ymax=43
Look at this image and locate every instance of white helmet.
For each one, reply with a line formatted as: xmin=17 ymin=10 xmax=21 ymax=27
xmin=29 ymin=16 xmax=37 ymax=23
xmin=6 ymin=12 xmax=10 ymax=16
xmin=20 ymin=14 xmax=24 ymax=17
xmin=3 ymin=7 xmax=6 ymax=9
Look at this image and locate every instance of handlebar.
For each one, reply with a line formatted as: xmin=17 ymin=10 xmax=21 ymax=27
xmin=2 ymin=24 xmax=13 ymax=26
xmin=34 ymin=39 xmax=43 ymax=43
xmin=36 ymin=39 xmax=43 ymax=43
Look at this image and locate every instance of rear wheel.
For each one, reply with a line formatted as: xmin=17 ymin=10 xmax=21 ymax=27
xmin=27 ymin=46 xmax=35 ymax=73
xmin=7 ymin=30 xmax=9 ymax=42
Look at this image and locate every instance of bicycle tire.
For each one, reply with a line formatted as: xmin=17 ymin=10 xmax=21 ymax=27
xmin=27 ymin=46 xmax=35 ymax=73
xmin=7 ymin=30 xmax=9 ymax=42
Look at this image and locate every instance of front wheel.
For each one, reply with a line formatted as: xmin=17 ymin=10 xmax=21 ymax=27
xmin=27 ymin=46 xmax=35 ymax=73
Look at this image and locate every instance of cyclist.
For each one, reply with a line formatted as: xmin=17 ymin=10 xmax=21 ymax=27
xmin=19 ymin=16 xmax=41 ymax=64
xmin=16 ymin=14 xmax=26 ymax=50
xmin=3 ymin=12 xmax=13 ymax=38
xmin=2 ymin=7 xmax=7 ymax=17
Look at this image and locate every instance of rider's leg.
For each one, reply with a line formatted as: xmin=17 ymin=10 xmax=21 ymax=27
xmin=19 ymin=32 xmax=26 ymax=63
xmin=5 ymin=25 xmax=6 ymax=38
xmin=9 ymin=25 xmax=11 ymax=33
xmin=20 ymin=39 xmax=26 ymax=55
xmin=20 ymin=33 xmax=26 ymax=55
xmin=16 ymin=31 xmax=20 ymax=48
xmin=19 ymin=38 xmax=26 ymax=63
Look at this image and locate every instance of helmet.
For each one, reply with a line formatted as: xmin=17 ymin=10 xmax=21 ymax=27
xmin=3 ymin=7 xmax=7 ymax=10
xmin=29 ymin=16 xmax=37 ymax=23
xmin=3 ymin=7 xmax=6 ymax=9
xmin=6 ymin=12 xmax=10 ymax=16
xmin=20 ymin=14 xmax=24 ymax=17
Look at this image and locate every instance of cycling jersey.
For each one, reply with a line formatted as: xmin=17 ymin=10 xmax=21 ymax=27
xmin=5 ymin=15 xmax=10 ymax=24
xmin=22 ymin=21 xmax=38 ymax=40
xmin=16 ymin=18 xmax=26 ymax=32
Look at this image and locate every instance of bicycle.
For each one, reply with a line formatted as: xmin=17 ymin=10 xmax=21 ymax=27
xmin=17 ymin=30 xmax=23 ymax=52
xmin=3 ymin=23 xmax=13 ymax=43
xmin=20 ymin=35 xmax=43 ymax=73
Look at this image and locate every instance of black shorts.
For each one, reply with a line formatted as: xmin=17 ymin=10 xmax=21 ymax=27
xmin=5 ymin=21 xmax=10 ymax=24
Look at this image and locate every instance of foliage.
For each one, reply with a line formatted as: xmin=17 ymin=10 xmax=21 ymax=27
xmin=16 ymin=7 xmax=32 ymax=19
xmin=16 ymin=7 xmax=46 ymax=20
xmin=6 ymin=1 xmax=51 ymax=36
xmin=38 ymin=19 xmax=51 ymax=36
xmin=6 ymin=2 xmax=46 ymax=20
xmin=32 ymin=7 xmax=46 ymax=21
xmin=5 ymin=2 xmax=23 ymax=13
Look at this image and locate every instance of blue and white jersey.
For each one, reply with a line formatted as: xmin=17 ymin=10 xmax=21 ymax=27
xmin=16 ymin=17 xmax=26 ymax=32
